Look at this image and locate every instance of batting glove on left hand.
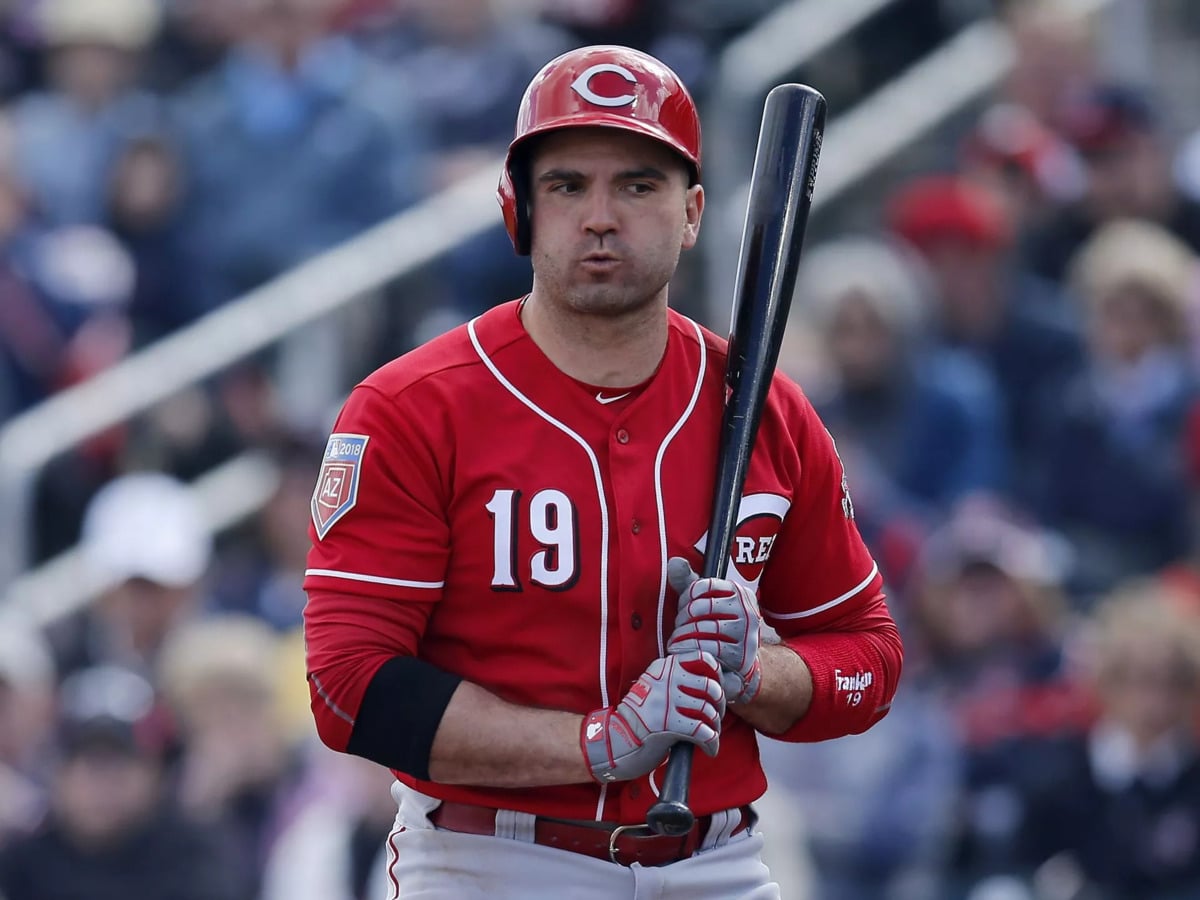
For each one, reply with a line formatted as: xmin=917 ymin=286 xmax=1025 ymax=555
xmin=666 ymin=557 xmax=763 ymax=704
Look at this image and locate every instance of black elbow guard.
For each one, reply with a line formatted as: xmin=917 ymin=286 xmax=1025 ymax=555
xmin=346 ymin=656 xmax=463 ymax=781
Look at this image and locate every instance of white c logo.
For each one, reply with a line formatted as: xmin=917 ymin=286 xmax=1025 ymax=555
xmin=570 ymin=63 xmax=638 ymax=108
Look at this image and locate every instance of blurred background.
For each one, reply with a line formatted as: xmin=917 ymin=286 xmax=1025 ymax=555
xmin=1 ymin=1 xmax=1200 ymax=898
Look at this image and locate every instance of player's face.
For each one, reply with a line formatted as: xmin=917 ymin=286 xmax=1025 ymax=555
xmin=527 ymin=127 xmax=703 ymax=317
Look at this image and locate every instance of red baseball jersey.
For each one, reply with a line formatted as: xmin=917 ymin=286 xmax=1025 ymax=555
xmin=304 ymin=299 xmax=902 ymax=823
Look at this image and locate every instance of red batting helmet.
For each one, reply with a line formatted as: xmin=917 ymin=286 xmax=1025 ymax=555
xmin=497 ymin=45 xmax=702 ymax=255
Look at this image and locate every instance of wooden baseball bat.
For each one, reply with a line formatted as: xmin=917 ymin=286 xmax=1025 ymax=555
xmin=645 ymin=83 xmax=827 ymax=837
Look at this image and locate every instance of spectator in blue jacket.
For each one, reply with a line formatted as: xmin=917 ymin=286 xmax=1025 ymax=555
xmin=172 ymin=0 xmax=429 ymax=310
xmin=788 ymin=235 xmax=1010 ymax=521
xmin=1032 ymin=218 xmax=1200 ymax=600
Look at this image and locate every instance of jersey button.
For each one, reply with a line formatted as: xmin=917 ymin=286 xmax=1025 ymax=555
xmin=631 ymin=519 xmax=641 ymax=534
xmin=628 ymin=785 xmax=641 ymax=799
xmin=631 ymin=613 xmax=643 ymax=630
xmin=616 ymin=428 xmax=630 ymax=444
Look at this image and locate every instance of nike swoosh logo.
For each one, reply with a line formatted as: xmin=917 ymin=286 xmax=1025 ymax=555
xmin=595 ymin=392 xmax=631 ymax=405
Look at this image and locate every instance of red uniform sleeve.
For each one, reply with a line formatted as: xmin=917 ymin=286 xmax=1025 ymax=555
xmin=303 ymin=383 xmax=449 ymax=751
xmin=304 ymin=589 xmax=434 ymax=751
xmin=758 ymin=387 xmax=903 ymax=741
xmin=305 ymin=383 xmax=450 ymax=597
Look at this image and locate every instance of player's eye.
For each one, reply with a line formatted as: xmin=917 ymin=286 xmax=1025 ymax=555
xmin=623 ymin=182 xmax=655 ymax=195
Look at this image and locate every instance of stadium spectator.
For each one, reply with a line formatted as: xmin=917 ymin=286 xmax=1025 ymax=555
xmin=1010 ymin=580 xmax=1200 ymax=900
xmin=158 ymin=615 xmax=307 ymax=900
xmin=103 ymin=132 xmax=201 ymax=343
xmin=0 ymin=665 xmax=238 ymax=900
xmin=999 ymin=0 xmax=1098 ymax=135
xmin=172 ymin=0 xmax=429 ymax=310
xmin=1031 ymin=219 xmax=1200 ymax=600
xmin=1027 ymin=83 xmax=1200 ymax=282
xmin=0 ymin=147 xmax=69 ymax=415
xmin=758 ymin=674 xmax=962 ymax=900
xmin=905 ymin=503 xmax=1091 ymax=893
xmin=47 ymin=472 xmax=213 ymax=679
xmin=10 ymin=0 xmax=164 ymax=227
xmin=790 ymin=235 xmax=1009 ymax=516
xmin=886 ymin=173 xmax=1084 ymax=493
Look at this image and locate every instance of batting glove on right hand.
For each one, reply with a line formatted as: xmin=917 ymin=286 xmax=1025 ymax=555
xmin=581 ymin=650 xmax=725 ymax=784
xmin=667 ymin=557 xmax=764 ymax=705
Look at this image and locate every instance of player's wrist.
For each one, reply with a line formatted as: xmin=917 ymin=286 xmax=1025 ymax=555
xmin=580 ymin=708 xmax=621 ymax=784
xmin=728 ymin=656 xmax=763 ymax=705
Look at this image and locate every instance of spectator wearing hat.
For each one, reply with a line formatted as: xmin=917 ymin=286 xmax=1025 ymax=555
xmin=886 ymin=174 xmax=1084 ymax=495
xmin=46 ymin=472 xmax=214 ymax=681
xmin=1027 ymin=83 xmax=1200 ymax=283
xmin=0 ymin=665 xmax=239 ymax=900
xmin=10 ymin=0 xmax=165 ymax=228
xmin=1030 ymin=219 xmax=1200 ymax=599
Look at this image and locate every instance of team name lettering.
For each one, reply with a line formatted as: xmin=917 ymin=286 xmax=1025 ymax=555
xmin=834 ymin=669 xmax=873 ymax=692
xmin=734 ymin=534 xmax=776 ymax=565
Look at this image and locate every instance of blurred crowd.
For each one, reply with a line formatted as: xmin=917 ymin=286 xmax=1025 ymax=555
xmin=3 ymin=0 xmax=1200 ymax=899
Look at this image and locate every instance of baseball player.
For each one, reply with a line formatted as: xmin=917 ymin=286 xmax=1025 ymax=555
xmin=303 ymin=45 xmax=903 ymax=899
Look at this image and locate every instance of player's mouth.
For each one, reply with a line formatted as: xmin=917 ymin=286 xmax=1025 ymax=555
xmin=580 ymin=252 xmax=620 ymax=272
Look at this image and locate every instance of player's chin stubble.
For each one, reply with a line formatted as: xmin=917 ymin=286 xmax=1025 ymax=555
xmin=535 ymin=253 xmax=676 ymax=320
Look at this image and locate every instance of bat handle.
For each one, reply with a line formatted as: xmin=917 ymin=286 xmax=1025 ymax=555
xmin=645 ymin=743 xmax=696 ymax=835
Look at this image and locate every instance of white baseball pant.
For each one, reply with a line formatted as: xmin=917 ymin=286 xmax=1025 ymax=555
xmin=382 ymin=784 xmax=781 ymax=899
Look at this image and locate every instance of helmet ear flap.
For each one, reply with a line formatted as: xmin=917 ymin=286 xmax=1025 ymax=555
xmin=497 ymin=149 xmax=532 ymax=256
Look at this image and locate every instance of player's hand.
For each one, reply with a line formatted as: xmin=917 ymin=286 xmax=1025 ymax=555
xmin=666 ymin=557 xmax=763 ymax=705
xmin=581 ymin=651 xmax=725 ymax=784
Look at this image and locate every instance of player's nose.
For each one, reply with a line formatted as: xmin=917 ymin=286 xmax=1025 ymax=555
xmin=581 ymin=189 xmax=620 ymax=237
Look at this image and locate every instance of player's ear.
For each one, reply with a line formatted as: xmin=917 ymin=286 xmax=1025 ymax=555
xmin=682 ymin=184 xmax=704 ymax=250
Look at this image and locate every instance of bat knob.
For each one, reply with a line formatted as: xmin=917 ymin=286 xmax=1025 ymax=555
xmin=645 ymin=799 xmax=695 ymax=836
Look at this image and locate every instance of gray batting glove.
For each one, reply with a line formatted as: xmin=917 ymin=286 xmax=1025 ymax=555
xmin=581 ymin=650 xmax=725 ymax=784
xmin=666 ymin=557 xmax=764 ymax=704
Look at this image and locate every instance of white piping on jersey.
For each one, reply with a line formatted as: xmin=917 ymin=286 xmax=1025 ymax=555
xmin=764 ymin=562 xmax=880 ymax=620
xmin=304 ymin=568 xmax=444 ymax=589
xmin=653 ymin=318 xmax=707 ymax=654
xmin=467 ymin=317 xmax=613 ymax=821
xmin=310 ymin=673 xmax=354 ymax=725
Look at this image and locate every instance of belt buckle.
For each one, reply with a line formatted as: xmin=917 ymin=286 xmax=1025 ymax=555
xmin=607 ymin=823 xmax=656 ymax=865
